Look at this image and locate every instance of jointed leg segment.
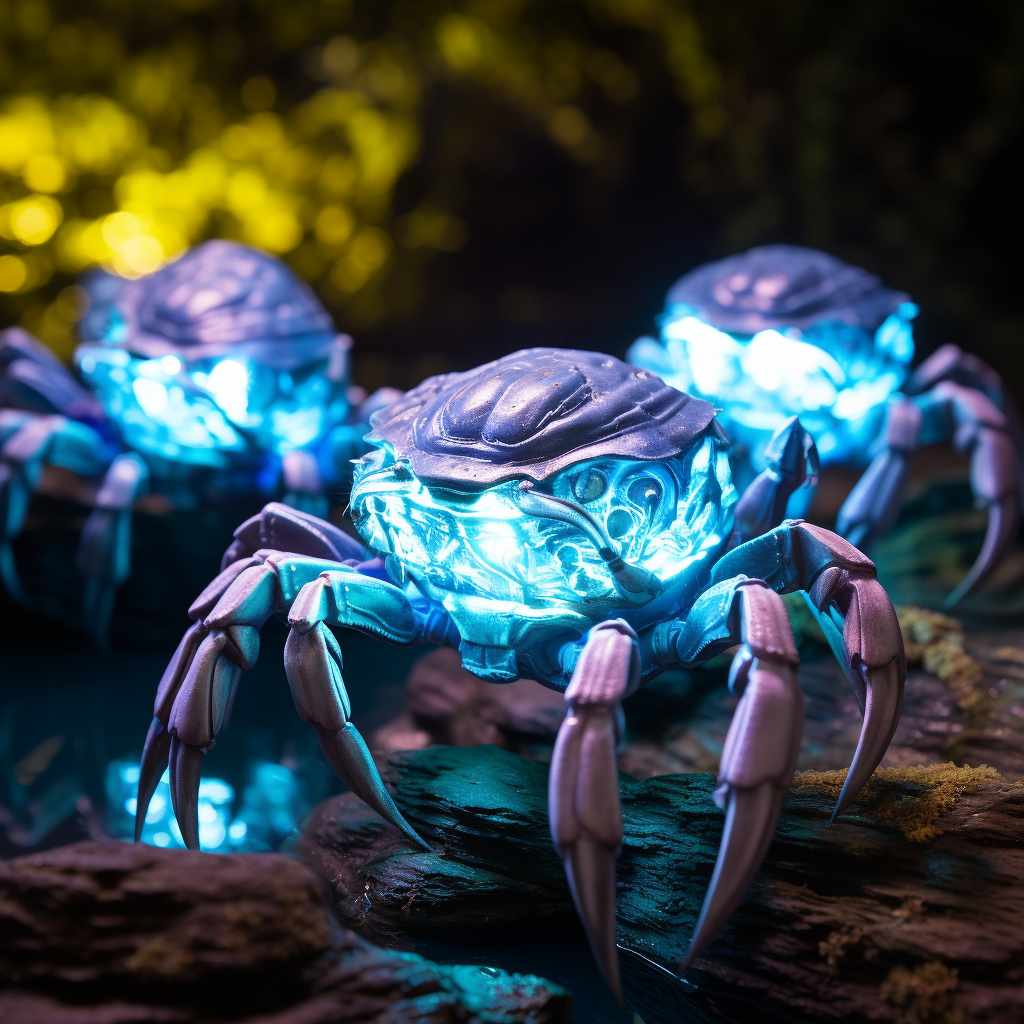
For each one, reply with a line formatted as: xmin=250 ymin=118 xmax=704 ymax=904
xmin=136 ymin=525 xmax=429 ymax=851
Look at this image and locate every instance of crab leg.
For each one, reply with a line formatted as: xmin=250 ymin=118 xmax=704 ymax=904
xmin=548 ymin=619 xmax=640 ymax=1004
xmin=135 ymin=550 xmax=341 ymax=846
xmin=0 ymin=411 xmax=109 ymax=604
xmin=682 ymin=581 xmax=803 ymax=967
xmin=76 ymin=452 xmax=149 ymax=649
xmin=219 ymin=500 xmax=370 ymax=571
xmin=636 ymin=523 xmax=904 ymax=965
xmin=285 ymin=571 xmax=429 ymax=849
xmin=731 ymin=416 xmax=819 ymax=547
xmin=837 ymin=383 xmax=1020 ymax=605
xmin=711 ymin=521 xmax=905 ymax=818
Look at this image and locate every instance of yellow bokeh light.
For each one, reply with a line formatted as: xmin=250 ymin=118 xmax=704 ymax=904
xmin=23 ymin=153 xmax=68 ymax=193
xmin=330 ymin=227 xmax=391 ymax=292
xmin=112 ymin=235 xmax=164 ymax=278
xmin=314 ymin=205 xmax=355 ymax=247
xmin=101 ymin=211 xmax=144 ymax=248
xmin=0 ymin=255 xmax=28 ymax=293
xmin=436 ymin=15 xmax=485 ymax=71
xmin=7 ymin=195 xmax=64 ymax=245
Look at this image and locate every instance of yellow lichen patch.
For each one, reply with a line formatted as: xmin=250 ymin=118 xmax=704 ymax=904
xmin=896 ymin=606 xmax=984 ymax=709
xmin=792 ymin=763 xmax=1003 ymax=842
xmin=127 ymin=935 xmax=193 ymax=978
xmin=819 ymin=924 xmax=862 ymax=969
xmin=893 ymin=897 xmax=926 ymax=922
xmin=879 ymin=961 xmax=964 ymax=1024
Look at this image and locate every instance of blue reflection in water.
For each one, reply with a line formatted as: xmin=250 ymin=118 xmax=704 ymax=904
xmin=106 ymin=759 xmax=309 ymax=852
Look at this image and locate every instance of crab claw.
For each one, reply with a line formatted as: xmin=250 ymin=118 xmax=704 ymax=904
xmin=548 ymin=620 xmax=640 ymax=1005
xmin=684 ymin=584 xmax=803 ymax=968
xmin=836 ymin=398 xmax=922 ymax=550
xmin=831 ymin=658 xmax=903 ymax=821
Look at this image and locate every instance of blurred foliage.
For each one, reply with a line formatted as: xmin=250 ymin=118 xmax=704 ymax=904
xmin=0 ymin=0 xmax=1021 ymax=395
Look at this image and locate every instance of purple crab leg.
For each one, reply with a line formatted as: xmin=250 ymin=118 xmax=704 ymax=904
xmin=838 ymin=382 xmax=1020 ymax=605
xmin=548 ymin=619 xmax=641 ymax=1005
xmin=683 ymin=582 xmax=803 ymax=968
xmin=730 ymin=416 xmax=819 ymax=547
xmin=286 ymin=571 xmax=429 ymax=849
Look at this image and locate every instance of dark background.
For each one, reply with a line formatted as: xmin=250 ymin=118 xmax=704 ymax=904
xmin=1 ymin=0 xmax=1022 ymax=397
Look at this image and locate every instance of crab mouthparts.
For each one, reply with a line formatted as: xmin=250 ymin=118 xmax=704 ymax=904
xmin=514 ymin=481 xmax=662 ymax=603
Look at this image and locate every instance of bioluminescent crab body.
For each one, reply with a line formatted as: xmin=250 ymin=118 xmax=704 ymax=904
xmin=137 ymin=348 xmax=906 ymax=1001
xmin=0 ymin=241 xmax=388 ymax=644
xmin=628 ymin=245 xmax=1022 ymax=605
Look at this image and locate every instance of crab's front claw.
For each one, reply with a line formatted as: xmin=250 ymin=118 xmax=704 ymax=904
xmin=684 ymin=582 xmax=803 ymax=968
xmin=285 ymin=573 xmax=429 ymax=850
xmin=732 ymin=416 xmax=819 ymax=546
xmin=549 ymin=620 xmax=640 ymax=1005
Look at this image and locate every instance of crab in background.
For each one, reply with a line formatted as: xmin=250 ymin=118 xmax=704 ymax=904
xmin=136 ymin=348 xmax=905 ymax=1002
xmin=628 ymin=244 xmax=1022 ymax=606
xmin=0 ymin=240 xmax=393 ymax=645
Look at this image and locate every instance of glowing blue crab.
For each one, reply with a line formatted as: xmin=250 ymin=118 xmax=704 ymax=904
xmin=0 ymin=241 xmax=389 ymax=644
xmin=628 ymin=245 xmax=1021 ymax=604
xmin=136 ymin=348 xmax=905 ymax=1002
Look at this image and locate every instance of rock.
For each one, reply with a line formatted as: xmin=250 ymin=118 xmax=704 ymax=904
xmin=370 ymin=648 xmax=566 ymax=760
xmin=371 ymin=616 xmax=1024 ymax=785
xmin=298 ymin=744 xmax=1024 ymax=1024
xmin=0 ymin=840 xmax=571 ymax=1024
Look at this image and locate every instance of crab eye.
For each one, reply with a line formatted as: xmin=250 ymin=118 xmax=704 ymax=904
xmin=572 ymin=469 xmax=607 ymax=504
xmin=626 ymin=477 xmax=662 ymax=513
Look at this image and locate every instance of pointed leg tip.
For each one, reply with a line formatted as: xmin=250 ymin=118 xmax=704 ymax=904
xmin=402 ymin=823 xmax=432 ymax=851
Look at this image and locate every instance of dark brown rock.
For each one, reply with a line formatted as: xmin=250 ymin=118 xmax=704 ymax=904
xmin=299 ymin=744 xmax=1024 ymax=1024
xmin=0 ymin=840 xmax=571 ymax=1024
xmin=371 ymin=647 xmax=566 ymax=760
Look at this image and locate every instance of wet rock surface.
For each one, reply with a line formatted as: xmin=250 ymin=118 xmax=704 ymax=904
xmin=300 ymin=744 xmax=1024 ymax=1024
xmin=0 ymin=840 xmax=571 ymax=1024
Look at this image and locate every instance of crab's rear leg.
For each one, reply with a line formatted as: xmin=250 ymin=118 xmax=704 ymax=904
xmin=285 ymin=570 xmax=430 ymax=850
xmin=548 ymin=619 xmax=640 ymax=1004
xmin=837 ymin=382 xmax=1019 ymax=606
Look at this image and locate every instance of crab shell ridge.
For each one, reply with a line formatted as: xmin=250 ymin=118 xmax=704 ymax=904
xmin=367 ymin=347 xmax=719 ymax=488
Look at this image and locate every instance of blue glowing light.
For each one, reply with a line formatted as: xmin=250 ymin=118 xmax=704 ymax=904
xmin=106 ymin=760 xmax=236 ymax=851
xmin=106 ymin=758 xmax=310 ymax=853
xmin=628 ymin=301 xmax=918 ymax=469
xmin=76 ymin=347 xmax=350 ymax=467
xmin=351 ymin=436 xmax=736 ymax=648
